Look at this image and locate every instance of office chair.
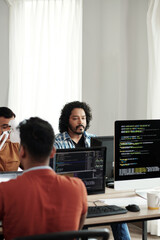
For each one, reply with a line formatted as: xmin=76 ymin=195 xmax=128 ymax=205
xmin=12 ymin=229 xmax=110 ymax=240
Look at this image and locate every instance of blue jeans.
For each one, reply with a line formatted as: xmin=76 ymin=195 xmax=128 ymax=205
xmin=111 ymin=223 xmax=131 ymax=240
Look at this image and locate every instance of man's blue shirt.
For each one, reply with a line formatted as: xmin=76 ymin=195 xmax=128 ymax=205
xmin=54 ymin=131 xmax=95 ymax=149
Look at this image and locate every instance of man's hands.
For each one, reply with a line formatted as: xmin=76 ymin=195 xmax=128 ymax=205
xmin=0 ymin=131 xmax=9 ymax=150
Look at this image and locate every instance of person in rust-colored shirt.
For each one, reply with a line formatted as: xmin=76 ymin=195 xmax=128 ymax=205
xmin=0 ymin=117 xmax=87 ymax=240
xmin=0 ymin=141 xmax=20 ymax=171
xmin=0 ymin=107 xmax=20 ymax=171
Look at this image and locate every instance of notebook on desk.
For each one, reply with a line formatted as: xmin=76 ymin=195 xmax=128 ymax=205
xmin=99 ymin=196 xmax=147 ymax=207
xmin=135 ymin=189 xmax=158 ymax=200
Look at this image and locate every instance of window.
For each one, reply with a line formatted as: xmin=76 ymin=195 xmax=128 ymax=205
xmin=7 ymin=0 xmax=82 ymax=133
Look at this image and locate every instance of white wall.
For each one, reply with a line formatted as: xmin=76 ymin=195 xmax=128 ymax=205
xmin=82 ymin=0 xmax=148 ymax=136
xmin=0 ymin=0 xmax=149 ymax=136
xmin=0 ymin=0 xmax=9 ymax=106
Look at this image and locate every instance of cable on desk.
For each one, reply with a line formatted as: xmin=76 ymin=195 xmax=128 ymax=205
xmin=87 ymin=200 xmax=104 ymax=206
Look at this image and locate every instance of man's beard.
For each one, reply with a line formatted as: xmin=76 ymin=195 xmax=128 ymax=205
xmin=68 ymin=124 xmax=86 ymax=135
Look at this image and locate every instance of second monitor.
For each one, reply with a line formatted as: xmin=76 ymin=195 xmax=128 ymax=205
xmin=52 ymin=147 xmax=106 ymax=195
xmin=91 ymin=136 xmax=114 ymax=183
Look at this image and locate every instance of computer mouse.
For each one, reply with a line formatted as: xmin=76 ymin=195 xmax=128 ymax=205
xmin=125 ymin=204 xmax=140 ymax=212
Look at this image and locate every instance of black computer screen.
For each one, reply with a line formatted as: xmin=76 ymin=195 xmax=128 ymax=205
xmin=51 ymin=147 xmax=106 ymax=195
xmin=91 ymin=136 xmax=114 ymax=181
xmin=115 ymin=120 xmax=160 ymax=184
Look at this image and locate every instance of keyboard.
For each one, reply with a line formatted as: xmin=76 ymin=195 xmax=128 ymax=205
xmin=87 ymin=205 xmax=128 ymax=218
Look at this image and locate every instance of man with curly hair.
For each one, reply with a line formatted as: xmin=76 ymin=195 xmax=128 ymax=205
xmin=54 ymin=101 xmax=131 ymax=240
xmin=54 ymin=101 xmax=95 ymax=149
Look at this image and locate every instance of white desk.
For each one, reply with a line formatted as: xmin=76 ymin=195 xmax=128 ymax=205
xmin=84 ymin=188 xmax=160 ymax=240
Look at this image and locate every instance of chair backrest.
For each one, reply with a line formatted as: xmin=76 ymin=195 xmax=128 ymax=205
xmin=12 ymin=229 xmax=110 ymax=240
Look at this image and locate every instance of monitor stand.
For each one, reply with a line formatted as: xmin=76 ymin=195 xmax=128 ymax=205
xmin=106 ymin=177 xmax=114 ymax=188
xmin=106 ymin=182 xmax=114 ymax=188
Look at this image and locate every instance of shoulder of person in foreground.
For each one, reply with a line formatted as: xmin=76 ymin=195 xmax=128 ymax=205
xmin=68 ymin=176 xmax=88 ymax=229
xmin=57 ymin=173 xmax=87 ymax=197
xmin=74 ymin=177 xmax=88 ymax=229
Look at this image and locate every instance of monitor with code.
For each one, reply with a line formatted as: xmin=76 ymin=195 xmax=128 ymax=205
xmin=114 ymin=119 xmax=160 ymax=190
xmin=51 ymin=147 xmax=106 ymax=195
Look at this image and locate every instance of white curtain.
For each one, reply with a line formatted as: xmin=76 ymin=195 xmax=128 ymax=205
xmin=147 ymin=0 xmax=160 ymax=236
xmin=6 ymin=0 xmax=82 ymax=134
xmin=147 ymin=0 xmax=160 ymax=119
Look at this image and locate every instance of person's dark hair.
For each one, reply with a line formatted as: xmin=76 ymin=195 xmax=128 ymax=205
xmin=0 ymin=107 xmax=16 ymax=118
xmin=59 ymin=101 xmax=92 ymax=133
xmin=17 ymin=117 xmax=55 ymax=160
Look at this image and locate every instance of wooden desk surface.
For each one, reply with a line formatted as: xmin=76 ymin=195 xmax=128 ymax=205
xmin=85 ymin=188 xmax=160 ymax=227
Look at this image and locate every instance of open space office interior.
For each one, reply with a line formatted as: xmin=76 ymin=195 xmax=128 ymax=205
xmin=1 ymin=0 xmax=160 ymax=239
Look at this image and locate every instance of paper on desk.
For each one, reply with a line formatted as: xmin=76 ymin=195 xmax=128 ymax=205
xmin=99 ymin=196 xmax=147 ymax=207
